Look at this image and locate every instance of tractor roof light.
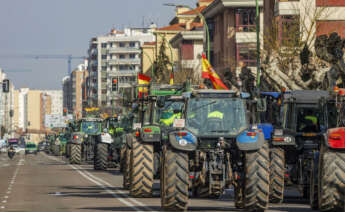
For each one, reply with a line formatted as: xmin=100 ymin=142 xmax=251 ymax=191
xmin=339 ymin=89 xmax=345 ymax=96
xmin=334 ymin=86 xmax=339 ymax=93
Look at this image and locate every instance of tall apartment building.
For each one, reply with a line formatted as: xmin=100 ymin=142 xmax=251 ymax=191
xmin=62 ymin=76 xmax=72 ymax=113
xmin=62 ymin=61 xmax=88 ymax=119
xmin=87 ymin=28 xmax=155 ymax=107
xmin=42 ymin=90 xmax=63 ymax=115
xmin=13 ymin=88 xmax=29 ymax=135
xmin=0 ymin=68 xmax=15 ymax=139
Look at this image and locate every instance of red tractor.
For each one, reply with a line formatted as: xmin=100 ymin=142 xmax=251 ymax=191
xmin=316 ymin=87 xmax=345 ymax=211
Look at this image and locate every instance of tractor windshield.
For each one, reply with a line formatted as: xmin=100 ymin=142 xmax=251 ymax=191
xmin=154 ymin=100 xmax=184 ymax=127
xmin=81 ymin=121 xmax=100 ymax=134
xmin=186 ymin=98 xmax=247 ymax=136
xmin=296 ymin=105 xmax=324 ymax=133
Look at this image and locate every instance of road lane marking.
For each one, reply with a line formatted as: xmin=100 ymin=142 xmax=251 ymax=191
xmin=44 ymin=154 xmax=158 ymax=212
xmin=70 ymin=165 xmax=148 ymax=212
xmin=77 ymin=165 xmax=156 ymax=210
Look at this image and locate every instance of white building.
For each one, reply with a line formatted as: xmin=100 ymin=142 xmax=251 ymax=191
xmin=42 ymin=90 xmax=63 ymax=115
xmin=87 ymin=27 xmax=156 ymax=107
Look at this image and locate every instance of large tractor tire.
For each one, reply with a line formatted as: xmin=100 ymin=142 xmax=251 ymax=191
xmin=120 ymin=146 xmax=126 ymax=173
xmin=65 ymin=143 xmax=70 ymax=158
xmin=69 ymin=144 xmax=81 ymax=164
xmin=161 ymin=147 xmax=189 ymax=211
xmin=129 ymin=139 xmax=154 ymax=197
xmin=319 ymin=147 xmax=345 ymax=211
xmin=123 ymin=146 xmax=132 ymax=190
xmin=244 ymin=142 xmax=270 ymax=212
xmin=310 ymin=156 xmax=319 ymax=210
xmin=235 ymin=182 xmax=245 ymax=209
xmin=94 ymin=143 xmax=108 ymax=170
xmin=269 ymin=147 xmax=285 ymax=203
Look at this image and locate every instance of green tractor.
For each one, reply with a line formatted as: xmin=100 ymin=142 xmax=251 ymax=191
xmin=68 ymin=117 xmax=102 ymax=164
xmin=124 ymin=84 xmax=188 ymax=197
xmin=93 ymin=116 xmax=126 ymax=170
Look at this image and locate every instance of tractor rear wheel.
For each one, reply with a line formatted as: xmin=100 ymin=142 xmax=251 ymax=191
xmin=244 ymin=142 xmax=270 ymax=212
xmin=122 ymin=146 xmax=132 ymax=190
xmin=129 ymin=139 xmax=154 ymax=197
xmin=94 ymin=143 xmax=108 ymax=170
xmin=269 ymin=147 xmax=285 ymax=203
xmin=161 ymin=147 xmax=189 ymax=211
xmin=69 ymin=144 xmax=81 ymax=164
xmin=319 ymin=146 xmax=345 ymax=211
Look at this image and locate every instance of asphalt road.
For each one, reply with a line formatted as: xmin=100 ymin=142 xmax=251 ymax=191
xmin=0 ymin=151 xmax=315 ymax=212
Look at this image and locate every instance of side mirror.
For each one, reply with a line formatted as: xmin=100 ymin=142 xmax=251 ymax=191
xmin=157 ymin=96 xmax=166 ymax=108
xmin=257 ymin=98 xmax=267 ymax=112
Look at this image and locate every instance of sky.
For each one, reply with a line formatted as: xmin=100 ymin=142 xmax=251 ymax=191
xmin=0 ymin=0 xmax=197 ymax=90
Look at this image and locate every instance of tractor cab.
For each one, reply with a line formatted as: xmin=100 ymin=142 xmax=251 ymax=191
xmin=160 ymin=89 xmax=270 ymax=211
xmin=269 ymin=90 xmax=330 ymax=203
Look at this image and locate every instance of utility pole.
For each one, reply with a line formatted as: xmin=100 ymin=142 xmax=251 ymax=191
xmin=256 ymin=0 xmax=261 ymax=88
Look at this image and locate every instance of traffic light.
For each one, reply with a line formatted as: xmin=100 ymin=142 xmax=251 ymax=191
xmin=112 ymin=78 xmax=118 ymax=91
xmin=2 ymin=79 xmax=9 ymax=93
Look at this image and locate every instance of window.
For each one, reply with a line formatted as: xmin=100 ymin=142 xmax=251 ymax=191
xmin=129 ymin=42 xmax=136 ymax=47
xmin=102 ymin=89 xmax=107 ymax=94
xmin=235 ymin=8 xmax=256 ymax=32
xmin=279 ymin=15 xmax=300 ymax=46
xmin=207 ymin=19 xmax=215 ymax=42
xmin=119 ymin=54 xmax=125 ymax=59
xmin=101 ymin=43 xmax=107 ymax=48
xmin=102 ymin=78 xmax=107 ymax=83
xmin=236 ymin=43 xmax=257 ymax=67
xmin=129 ymin=54 xmax=136 ymax=59
xmin=102 ymin=101 xmax=107 ymax=106
xmin=181 ymin=40 xmax=194 ymax=60
xmin=119 ymin=65 xmax=126 ymax=70
xmin=101 ymin=66 xmax=106 ymax=71
xmin=119 ymin=43 xmax=125 ymax=47
xmin=110 ymin=42 xmax=113 ymax=48
xmin=101 ymin=55 xmax=107 ymax=59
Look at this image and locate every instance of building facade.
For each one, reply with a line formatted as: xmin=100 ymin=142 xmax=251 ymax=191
xmin=87 ymin=28 xmax=155 ymax=107
xmin=203 ymin=0 xmax=264 ymax=74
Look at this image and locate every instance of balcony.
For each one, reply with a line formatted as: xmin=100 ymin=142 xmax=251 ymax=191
xmin=275 ymin=0 xmax=299 ymax=16
xmin=108 ymin=70 xmax=139 ymax=77
xmin=108 ymin=58 xmax=141 ymax=65
xmin=108 ymin=47 xmax=141 ymax=54
xmin=236 ymin=32 xmax=257 ymax=43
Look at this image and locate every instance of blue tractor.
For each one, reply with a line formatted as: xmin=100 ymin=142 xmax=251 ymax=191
xmin=159 ymin=90 xmax=270 ymax=211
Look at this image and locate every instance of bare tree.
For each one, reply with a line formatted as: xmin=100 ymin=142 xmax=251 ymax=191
xmin=260 ymin=0 xmax=336 ymax=91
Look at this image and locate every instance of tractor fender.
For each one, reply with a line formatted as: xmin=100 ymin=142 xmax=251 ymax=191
xmin=236 ymin=130 xmax=265 ymax=151
xmin=140 ymin=126 xmax=161 ymax=142
xmin=98 ymin=133 xmax=113 ymax=144
xmin=168 ymin=130 xmax=197 ymax=151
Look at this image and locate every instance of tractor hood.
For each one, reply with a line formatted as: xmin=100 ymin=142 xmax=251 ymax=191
xmin=327 ymin=127 xmax=345 ymax=149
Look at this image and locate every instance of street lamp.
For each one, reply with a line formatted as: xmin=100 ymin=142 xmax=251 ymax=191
xmin=163 ymin=3 xmax=211 ymax=60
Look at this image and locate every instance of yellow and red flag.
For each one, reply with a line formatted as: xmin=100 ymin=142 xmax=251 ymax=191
xmin=201 ymin=53 xmax=229 ymax=90
xmin=138 ymin=73 xmax=151 ymax=98
xmin=169 ymin=72 xmax=174 ymax=85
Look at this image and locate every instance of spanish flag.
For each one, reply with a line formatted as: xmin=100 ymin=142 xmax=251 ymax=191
xmin=169 ymin=72 xmax=174 ymax=85
xmin=138 ymin=73 xmax=151 ymax=98
xmin=201 ymin=53 xmax=229 ymax=90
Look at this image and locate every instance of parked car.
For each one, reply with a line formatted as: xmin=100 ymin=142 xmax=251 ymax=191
xmin=25 ymin=142 xmax=38 ymax=155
